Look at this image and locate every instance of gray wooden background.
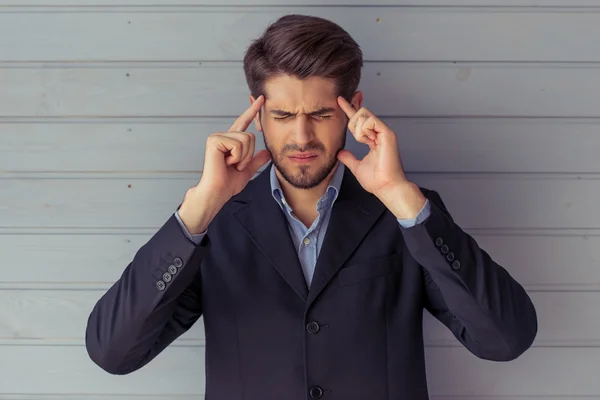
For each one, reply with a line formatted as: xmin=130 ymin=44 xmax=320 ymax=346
xmin=1 ymin=0 xmax=599 ymax=398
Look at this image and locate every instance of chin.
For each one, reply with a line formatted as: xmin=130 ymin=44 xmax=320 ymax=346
xmin=276 ymin=157 xmax=337 ymax=190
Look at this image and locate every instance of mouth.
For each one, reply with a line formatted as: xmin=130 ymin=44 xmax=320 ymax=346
xmin=288 ymin=153 xmax=318 ymax=163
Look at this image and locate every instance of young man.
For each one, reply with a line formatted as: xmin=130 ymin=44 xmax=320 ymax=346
xmin=85 ymin=14 xmax=537 ymax=400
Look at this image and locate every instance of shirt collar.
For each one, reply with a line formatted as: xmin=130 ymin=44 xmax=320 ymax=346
xmin=270 ymin=161 xmax=345 ymax=212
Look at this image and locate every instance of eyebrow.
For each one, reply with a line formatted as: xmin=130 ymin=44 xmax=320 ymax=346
xmin=269 ymin=107 xmax=336 ymax=116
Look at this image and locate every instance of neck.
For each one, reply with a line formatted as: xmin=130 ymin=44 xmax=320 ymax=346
xmin=275 ymin=163 xmax=339 ymax=212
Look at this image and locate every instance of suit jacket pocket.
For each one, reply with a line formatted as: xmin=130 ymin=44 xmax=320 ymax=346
xmin=337 ymin=253 xmax=402 ymax=287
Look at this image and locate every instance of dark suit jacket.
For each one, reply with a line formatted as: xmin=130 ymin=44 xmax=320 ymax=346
xmin=85 ymin=166 xmax=537 ymax=400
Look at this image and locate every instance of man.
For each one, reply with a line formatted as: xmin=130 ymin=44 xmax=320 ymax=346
xmin=85 ymin=14 xmax=537 ymax=400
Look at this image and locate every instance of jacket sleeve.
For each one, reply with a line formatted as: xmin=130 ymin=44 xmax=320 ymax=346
xmin=400 ymin=189 xmax=538 ymax=361
xmin=85 ymin=213 xmax=210 ymax=374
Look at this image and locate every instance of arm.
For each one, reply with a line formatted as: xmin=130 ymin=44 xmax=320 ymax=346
xmin=85 ymin=96 xmax=271 ymax=374
xmin=85 ymin=212 xmax=209 ymax=375
xmin=400 ymin=189 xmax=538 ymax=361
xmin=333 ymin=96 xmax=537 ymax=360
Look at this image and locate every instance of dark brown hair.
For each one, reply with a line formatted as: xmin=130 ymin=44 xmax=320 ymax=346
xmin=243 ymin=14 xmax=363 ymax=101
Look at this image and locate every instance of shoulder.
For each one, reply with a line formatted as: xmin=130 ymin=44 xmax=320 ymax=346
xmin=211 ymin=175 xmax=265 ymax=224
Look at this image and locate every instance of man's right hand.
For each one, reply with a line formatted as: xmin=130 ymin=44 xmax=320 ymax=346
xmin=178 ymin=95 xmax=272 ymax=234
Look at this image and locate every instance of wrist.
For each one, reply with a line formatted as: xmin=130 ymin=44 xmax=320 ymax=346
xmin=375 ymin=181 xmax=427 ymax=220
xmin=178 ymin=186 xmax=227 ymax=234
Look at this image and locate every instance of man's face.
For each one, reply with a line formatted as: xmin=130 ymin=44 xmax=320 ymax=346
xmin=252 ymin=75 xmax=362 ymax=189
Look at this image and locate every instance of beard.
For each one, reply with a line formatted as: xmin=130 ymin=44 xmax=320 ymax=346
xmin=263 ymin=129 xmax=346 ymax=189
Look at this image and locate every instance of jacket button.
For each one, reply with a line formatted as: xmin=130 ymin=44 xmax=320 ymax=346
xmin=446 ymin=252 xmax=455 ymax=262
xmin=309 ymin=386 xmax=323 ymax=399
xmin=435 ymin=237 xmax=443 ymax=247
xmin=173 ymin=257 xmax=183 ymax=268
xmin=156 ymin=280 xmax=166 ymax=291
xmin=440 ymin=244 xmax=449 ymax=254
xmin=306 ymin=321 xmax=320 ymax=334
xmin=452 ymin=260 xmax=461 ymax=270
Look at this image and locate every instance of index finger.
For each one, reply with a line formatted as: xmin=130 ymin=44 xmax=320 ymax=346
xmin=337 ymin=96 xmax=357 ymax=119
xmin=228 ymin=95 xmax=265 ymax=132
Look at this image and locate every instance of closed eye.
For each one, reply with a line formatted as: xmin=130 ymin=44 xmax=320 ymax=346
xmin=273 ymin=114 xmax=332 ymax=121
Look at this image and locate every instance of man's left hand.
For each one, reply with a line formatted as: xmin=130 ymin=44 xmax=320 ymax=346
xmin=336 ymin=96 xmax=427 ymax=220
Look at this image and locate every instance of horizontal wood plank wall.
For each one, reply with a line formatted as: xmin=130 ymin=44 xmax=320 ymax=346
xmin=1 ymin=9 xmax=600 ymax=62
xmin=0 ymin=1 xmax=598 ymax=398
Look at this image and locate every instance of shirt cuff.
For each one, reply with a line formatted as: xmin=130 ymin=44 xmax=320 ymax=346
xmin=396 ymin=199 xmax=431 ymax=228
xmin=174 ymin=210 xmax=207 ymax=245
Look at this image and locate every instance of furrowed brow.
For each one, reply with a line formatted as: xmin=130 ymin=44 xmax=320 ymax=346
xmin=309 ymin=107 xmax=336 ymax=115
xmin=269 ymin=107 xmax=335 ymax=116
xmin=269 ymin=109 xmax=294 ymax=116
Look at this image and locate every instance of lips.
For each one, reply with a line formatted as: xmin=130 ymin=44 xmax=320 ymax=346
xmin=288 ymin=153 xmax=318 ymax=164
xmin=289 ymin=153 xmax=317 ymax=159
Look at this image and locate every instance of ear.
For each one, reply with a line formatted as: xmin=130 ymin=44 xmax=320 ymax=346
xmin=249 ymin=95 xmax=263 ymax=132
xmin=350 ymin=90 xmax=363 ymax=110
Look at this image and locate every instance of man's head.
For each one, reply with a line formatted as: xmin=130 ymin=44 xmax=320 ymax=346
xmin=243 ymin=14 xmax=364 ymax=189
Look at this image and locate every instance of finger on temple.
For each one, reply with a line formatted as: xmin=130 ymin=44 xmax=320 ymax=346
xmin=337 ymin=96 xmax=357 ymax=118
xmin=228 ymin=95 xmax=265 ymax=132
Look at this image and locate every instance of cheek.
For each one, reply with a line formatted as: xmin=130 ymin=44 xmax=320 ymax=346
xmin=262 ymin=119 xmax=287 ymax=133
xmin=317 ymin=120 xmax=346 ymax=147
xmin=262 ymin=123 xmax=286 ymax=148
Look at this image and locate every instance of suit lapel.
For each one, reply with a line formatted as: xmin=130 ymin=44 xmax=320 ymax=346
xmin=233 ymin=165 xmax=309 ymax=302
xmin=232 ymin=164 xmax=386 ymax=306
xmin=306 ymin=167 xmax=386 ymax=307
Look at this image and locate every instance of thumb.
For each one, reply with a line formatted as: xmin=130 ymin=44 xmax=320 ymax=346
xmin=337 ymin=149 xmax=359 ymax=173
xmin=245 ymin=150 xmax=272 ymax=178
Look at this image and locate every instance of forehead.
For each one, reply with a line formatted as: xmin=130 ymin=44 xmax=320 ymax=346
xmin=263 ymin=75 xmax=338 ymax=111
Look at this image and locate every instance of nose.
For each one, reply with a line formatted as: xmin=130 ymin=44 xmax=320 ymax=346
xmin=291 ymin=116 xmax=315 ymax=146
